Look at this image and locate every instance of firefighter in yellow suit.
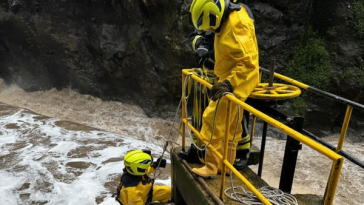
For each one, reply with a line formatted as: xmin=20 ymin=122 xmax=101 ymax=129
xmin=115 ymin=150 xmax=171 ymax=205
xmin=189 ymin=0 xmax=260 ymax=178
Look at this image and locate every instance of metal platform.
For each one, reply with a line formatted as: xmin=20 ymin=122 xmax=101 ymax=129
xmin=171 ymin=146 xmax=323 ymax=205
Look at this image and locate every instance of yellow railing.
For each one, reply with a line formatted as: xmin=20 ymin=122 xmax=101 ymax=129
xmin=181 ymin=69 xmax=344 ymax=205
xmin=260 ymin=68 xmax=361 ymax=203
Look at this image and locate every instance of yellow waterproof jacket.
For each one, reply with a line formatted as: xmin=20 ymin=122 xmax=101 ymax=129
xmin=118 ymin=167 xmax=171 ymax=205
xmin=118 ymin=167 xmax=154 ymax=205
xmin=214 ymin=5 xmax=259 ymax=100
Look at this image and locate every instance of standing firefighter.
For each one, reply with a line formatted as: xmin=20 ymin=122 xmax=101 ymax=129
xmin=179 ymin=22 xmax=253 ymax=171
xmin=113 ymin=150 xmax=171 ymax=205
xmin=188 ymin=0 xmax=260 ymax=178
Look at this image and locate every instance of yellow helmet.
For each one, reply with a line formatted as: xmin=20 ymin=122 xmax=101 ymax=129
xmin=124 ymin=150 xmax=152 ymax=176
xmin=190 ymin=0 xmax=227 ymax=31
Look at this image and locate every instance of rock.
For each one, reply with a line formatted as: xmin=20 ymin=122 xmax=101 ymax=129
xmin=9 ymin=0 xmax=21 ymax=12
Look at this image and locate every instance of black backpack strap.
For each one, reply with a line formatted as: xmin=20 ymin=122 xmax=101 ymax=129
xmin=217 ymin=2 xmax=255 ymax=33
xmin=229 ymin=3 xmax=255 ymax=21
xmin=145 ymin=178 xmax=155 ymax=205
xmin=240 ymin=3 xmax=255 ymax=21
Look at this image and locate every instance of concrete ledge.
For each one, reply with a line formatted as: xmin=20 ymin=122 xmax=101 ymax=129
xmin=171 ymin=146 xmax=323 ymax=205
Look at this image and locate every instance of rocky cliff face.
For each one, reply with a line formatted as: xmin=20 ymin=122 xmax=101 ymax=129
xmin=0 ymin=0 xmax=363 ymax=135
xmin=0 ymin=0 xmax=194 ymax=117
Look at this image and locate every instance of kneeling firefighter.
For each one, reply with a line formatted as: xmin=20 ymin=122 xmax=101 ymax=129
xmin=178 ymin=0 xmax=254 ymax=171
xmin=113 ymin=150 xmax=171 ymax=205
xmin=186 ymin=0 xmax=260 ymax=178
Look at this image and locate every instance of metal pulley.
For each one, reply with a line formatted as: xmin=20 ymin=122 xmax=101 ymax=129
xmin=249 ymin=59 xmax=301 ymax=100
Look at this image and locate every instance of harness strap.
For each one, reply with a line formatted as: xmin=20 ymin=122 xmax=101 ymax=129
xmin=216 ymin=2 xmax=255 ymax=33
xmin=145 ymin=179 xmax=155 ymax=205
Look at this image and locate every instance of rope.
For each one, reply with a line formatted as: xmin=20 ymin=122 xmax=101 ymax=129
xmin=152 ymin=86 xmax=184 ymax=178
xmin=182 ymin=73 xmax=222 ymax=152
xmin=151 ymin=70 xmax=214 ymax=177
xmin=224 ymin=92 xmax=242 ymax=176
xmin=222 ymin=92 xmax=298 ymax=205
xmin=153 ymin=71 xmax=299 ymax=205
xmin=224 ymin=186 xmax=298 ymax=205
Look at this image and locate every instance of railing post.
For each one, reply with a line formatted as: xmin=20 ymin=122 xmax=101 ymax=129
xmin=250 ymin=115 xmax=257 ymax=144
xmin=220 ymin=99 xmax=232 ymax=201
xmin=279 ymin=116 xmax=303 ymax=193
xmin=182 ymin=72 xmax=186 ymax=151
xmin=323 ymin=105 xmax=352 ymax=203
xmin=258 ymin=59 xmax=276 ymax=177
xmin=268 ymin=59 xmax=276 ymax=88
xmin=324 ymin=157 xmax=344 ymax=205
xmin=336 ymin=105 xmax=353 ymax=152
xmin=258 ymin=121 xmax=268 ymax=177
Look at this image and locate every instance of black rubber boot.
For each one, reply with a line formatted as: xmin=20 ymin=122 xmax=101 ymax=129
xmin=178 ymin=144 xmax=204 ymax=164
xmin=233 ymin=148 xmax=250 ymax=171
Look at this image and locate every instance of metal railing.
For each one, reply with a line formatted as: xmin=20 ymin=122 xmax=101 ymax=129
xmin=259 ymin=67 xmax=364 ymax=202
xmin=181 ymin=68 xmax=344 ymax=205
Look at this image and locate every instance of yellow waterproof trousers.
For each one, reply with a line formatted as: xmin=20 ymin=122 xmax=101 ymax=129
xmin=200 ymin=97 xmax=244 ymax=149
xmin=204 ymin=5 xmax=259 ymax=147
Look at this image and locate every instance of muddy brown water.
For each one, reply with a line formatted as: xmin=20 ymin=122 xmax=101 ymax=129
xmin=1 ymin=80 xmax=364 ymax=204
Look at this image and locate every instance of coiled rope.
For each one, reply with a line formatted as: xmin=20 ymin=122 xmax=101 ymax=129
xmin=224 ymin=186 xmax=298 ymax=205
xmin=222 ymin=92 xmax=298 ymax=205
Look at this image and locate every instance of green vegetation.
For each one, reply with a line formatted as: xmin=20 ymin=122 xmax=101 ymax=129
xmin=284 ymin=29 xmax=333 ymax=116
xmin=284 ymin=30 xmax=333 ymax=90
xmin=291 ymin=96 xmax=307 ymax=116
xmin=352 ymin=0 xmax=364 ymax=38
xmin=326 ymin=27 xmax=337 ymax=39
xmin=341 ymin=63 xmax=364 ymax=90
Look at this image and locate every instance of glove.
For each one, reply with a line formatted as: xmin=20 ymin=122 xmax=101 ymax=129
xmin=192 ymin=36 xmax=209 ymax=57
xmin=152 ymin=157 xmax=166 ymax=168
xmin=189 ymin=34 xmax=213 ymax=58
xmin=211 ymin=80 xmax=233 ymax=101
xmin=195 ymin=43 xmax=209 ymax=57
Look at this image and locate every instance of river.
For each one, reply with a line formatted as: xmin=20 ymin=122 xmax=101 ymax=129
xmin=0 ymin=79 xmax=363 ymax=204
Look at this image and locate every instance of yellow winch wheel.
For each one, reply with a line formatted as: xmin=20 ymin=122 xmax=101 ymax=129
xmin=249 ymin=83 xmax=301 ymax=100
